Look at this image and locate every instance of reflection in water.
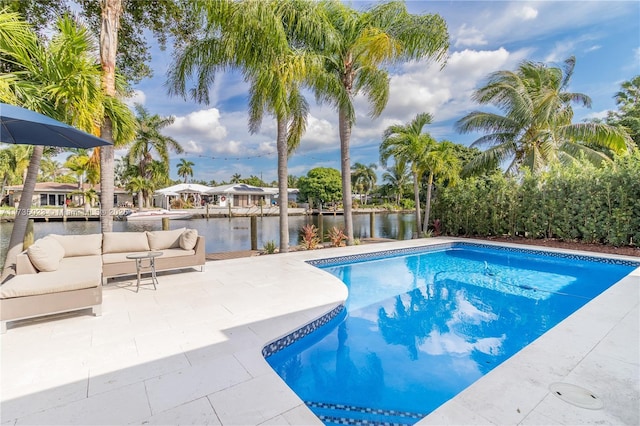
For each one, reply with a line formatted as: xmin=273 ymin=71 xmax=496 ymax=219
xmin=267 ymin=248 xmax=634 ymax=425
xmin=0 ymin=212 xmax=415 ymax=268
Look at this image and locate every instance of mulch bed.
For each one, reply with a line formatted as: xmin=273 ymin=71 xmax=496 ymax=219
xmin=464 ymin=236 xmax=640 ymax=258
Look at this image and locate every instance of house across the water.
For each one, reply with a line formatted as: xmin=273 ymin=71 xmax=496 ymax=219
xmin=2 ymin=182 xmax=133 ymax=208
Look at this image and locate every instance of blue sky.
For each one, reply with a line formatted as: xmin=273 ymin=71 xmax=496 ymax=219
xmin=123 ymin=1 xmax=640 ymax=184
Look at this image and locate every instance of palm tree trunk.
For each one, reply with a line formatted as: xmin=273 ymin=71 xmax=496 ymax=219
xmin=0 ymin=173 xmax=8 ymax=206
xmin=423 ymin=172 xmax=434 ymax=233
xmin=339 ymin=106 xmax=354 ymax=245
xmin=98 ymin=0 xmax=121 ymax=233
xmin=412 ymin=169 xmax=421 ymax=238
xmin=2 ymin=146 xmax=43 ymax=279
xmin=277 ymin=118 xmax=289 ymax=253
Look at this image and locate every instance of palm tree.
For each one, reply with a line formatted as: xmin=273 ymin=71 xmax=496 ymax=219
xmin=39 ymin=157 xmax=62 ymax=182
xmin=126 ymin=176 xmax=151 ymax=211
xmin=380 ymin=112 xmax=436 ymax=237
xmin=168 ymin=0 xmax=329 ymax=253
xmin=607 ymin=76 xmax=640 ymax=146
xmin=0 ymin=11 xmax=135 ymax=276
xmin=421 ymin=140 xmax=461 ymax=231
xmin=176 ymin=158 xmax=195 ymax=183
xmin=230 ymin=173 xmax=242 ymax=184
xmin=98 ymin=0 xmax=122 ymax=233
xmin=457 ymin=56 xmax=633 ymax=175
xmin=313 ymin=0 xmax=449 ymax=244
xmin=0 ymin=145 xmax=32 ymax=187
xmin=382 ymin=158 xmax=410 ymax=205
xmin=129 ymin=104 xmax=183 ymax=178
xmin=64 ymin=151 xmax=92 ymax=190
xmin=287 ymin=174 xmax=299 ymax=188
xmin=351 ymin=162 xmax=377 ymax=204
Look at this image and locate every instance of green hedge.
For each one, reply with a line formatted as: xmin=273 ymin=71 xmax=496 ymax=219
xmin=431 ymin=152 xmax=640 ymax=246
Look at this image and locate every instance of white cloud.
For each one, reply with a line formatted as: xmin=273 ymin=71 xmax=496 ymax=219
xmin=516 ymin=5 xmax=538 ymax=21
xmin=164 ymin=108 xmax=228 ymax=155
xmin=582 ymin=110 xmax=609 ymax=121
xmin=454 ymin=24 xmax=488 ymax=48
xmin=383 ymin=47 xmax=519 ymax=123
xmin=124 ymin=89 xmax=146 ymax=107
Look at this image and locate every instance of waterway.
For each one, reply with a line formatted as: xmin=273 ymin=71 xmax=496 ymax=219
xmin=0 ymin=212 xmax=416 ymax=269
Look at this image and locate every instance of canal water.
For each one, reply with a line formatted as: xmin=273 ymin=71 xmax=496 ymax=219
xmin=0 ymin=212 xmax=416 ymax=269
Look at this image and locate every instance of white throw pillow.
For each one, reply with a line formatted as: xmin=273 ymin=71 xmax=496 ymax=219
xmin=147 ymin=228 xmax=185 ymax=250
xmin=179 ymin=229 xmax=199 ymax=250
xmin=27 ymin=236 xmax=65 ymax=272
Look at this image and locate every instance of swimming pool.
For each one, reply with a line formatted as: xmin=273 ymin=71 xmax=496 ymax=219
xmin=264 ymin=243 xmax=639 ymax=425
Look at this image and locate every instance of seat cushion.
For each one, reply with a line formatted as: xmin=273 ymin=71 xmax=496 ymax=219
xmin=103 ymin=232 xmax=150 ymax=253
xmin=50 ymin=233 xmax=102 ymax=257
xmin=27 ymin=236 xmax=65 ymax=272
xmin=147 ymin=228 xmax=185 ymax=250
xmin=102 ymin=251 xmax=144 ymax=264
xmin=0 ymin=255 xmax=101 ymax=299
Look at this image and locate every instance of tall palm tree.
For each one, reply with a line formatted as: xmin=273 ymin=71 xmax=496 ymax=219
xmin=380 ymin=112 xmax=436 ymax=237
xmin=98 ymin=0 xmax=122 ymax=233
xmin=457 ymin=56 xmax=633 ymax=175
xmin=129 ymin=103 xmax=183 ymax=183
xmin=176 ymin=158 xmax=195 ymax=183
xmin=168 ymin=0 xmax=329 ymax=253
xmin=313 ymin=0 xmax=449 ymax=244
xmin=0 ymin=11 xmax=135 ymax=276
xmin=421 ymin=140 xmax=460 ymax=231
xmin=382 ymin=158 xmax=410 ymax=205
xmin=351 ymin=162 xmax=377 ymax=204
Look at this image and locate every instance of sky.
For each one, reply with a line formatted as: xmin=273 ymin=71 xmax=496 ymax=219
xmin=124 ymin=1 xmax=640 ymax=185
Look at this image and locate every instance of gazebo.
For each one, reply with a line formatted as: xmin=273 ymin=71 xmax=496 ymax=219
xmin=154 ymin=183 xmax=213 ymax=208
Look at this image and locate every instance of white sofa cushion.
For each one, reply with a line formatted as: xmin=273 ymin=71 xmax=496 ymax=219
xmin=102 ymin=232 xmax=150 ymax=253
xmin=147 ymin=228 xmax=185 ymax=250
xmin=179 ymin=229 xmax=199 ymax=250
xmin=27 ymin=236 xmax=65 ymax=272
xmin=0 ymin=256 xmax=101 ymax=298
xmin=50 ymin=233 xmax=102 ymax=257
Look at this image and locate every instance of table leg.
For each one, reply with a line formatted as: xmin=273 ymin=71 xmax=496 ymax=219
xmin=136 ymin=258 xmax=142 ymax=292
xmin=150 ymin=257 xmax=158 ymax=290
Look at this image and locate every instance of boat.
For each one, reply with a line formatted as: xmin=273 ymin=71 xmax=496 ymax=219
xmin=121 ymin=209 xmax=193 ymax=221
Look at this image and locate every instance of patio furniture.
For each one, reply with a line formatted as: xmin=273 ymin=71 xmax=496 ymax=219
xmin=126 ymin=251 xmax=163 ymax=292
xmin=0 ymin=229 xmax=205 ymax=332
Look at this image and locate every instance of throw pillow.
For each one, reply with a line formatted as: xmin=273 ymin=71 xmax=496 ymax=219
xmin=179 ymin=229 xmax=199 ymax=250
xmin=147 ymin=228 xmax=185 ymax=250
xmin=27 ymin=236 xmax=65 ymax=272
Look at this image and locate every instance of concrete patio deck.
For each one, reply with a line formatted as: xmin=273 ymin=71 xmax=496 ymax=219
xmin=1 ymin=238 xmax=638 ymax=425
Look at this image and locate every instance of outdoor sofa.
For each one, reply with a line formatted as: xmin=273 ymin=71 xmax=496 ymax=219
xmin=0 ymin=229 xmax=205 ymax=333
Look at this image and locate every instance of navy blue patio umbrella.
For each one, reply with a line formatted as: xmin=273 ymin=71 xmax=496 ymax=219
xmin=0 ymin=103 xmax=111 ymax=148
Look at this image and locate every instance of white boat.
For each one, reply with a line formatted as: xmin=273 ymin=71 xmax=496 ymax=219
xmin=122 ymin=209 xmax=192 ymax=221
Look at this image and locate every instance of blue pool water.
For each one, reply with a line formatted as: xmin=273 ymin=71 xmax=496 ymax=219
xmin=265 ymin=243 xmax=638 ymax=425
